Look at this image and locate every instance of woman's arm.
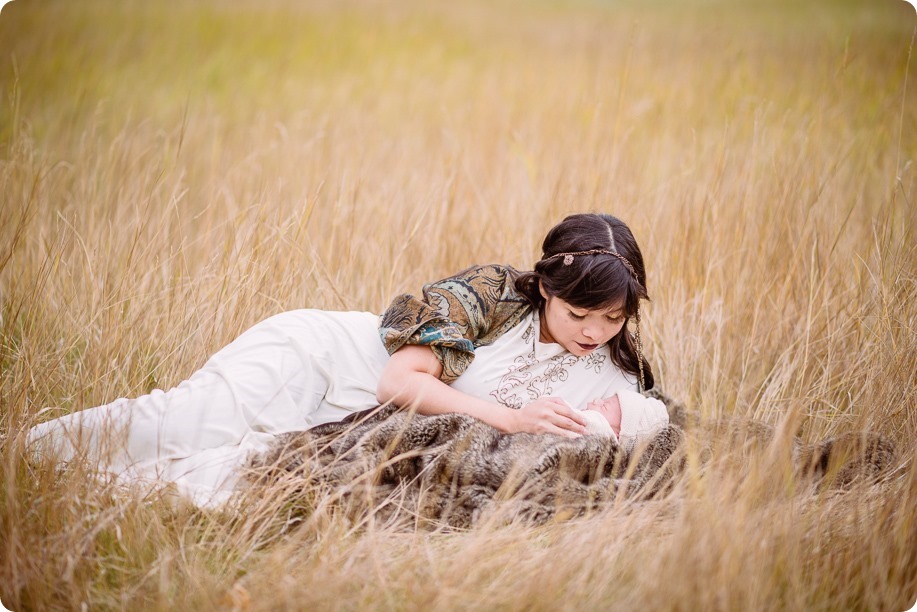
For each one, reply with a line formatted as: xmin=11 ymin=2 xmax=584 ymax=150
xmin=377 ymin=345 xmax=587 ymax=437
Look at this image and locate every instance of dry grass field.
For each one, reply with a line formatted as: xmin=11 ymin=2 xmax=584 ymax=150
xmin=1 ymin=0 xmax=915 ymax=609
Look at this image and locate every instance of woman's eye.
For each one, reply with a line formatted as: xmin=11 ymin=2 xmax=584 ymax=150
xmin=568 ymin=312 xmax=586 ymax=321
xmin=606 ymin=315 xmax=623 ymax=323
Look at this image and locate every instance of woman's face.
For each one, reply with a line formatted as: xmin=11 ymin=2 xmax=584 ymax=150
xmin=538 ymin=286 xmax=627 ymax=357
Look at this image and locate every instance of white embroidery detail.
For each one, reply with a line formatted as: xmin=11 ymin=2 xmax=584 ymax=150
xmin=584 ymin=352 xmax=606 ymax=374
xmin=490 ymin=319 xmax=582 ymax=409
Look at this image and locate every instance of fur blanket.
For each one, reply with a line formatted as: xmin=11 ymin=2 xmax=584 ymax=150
xmin=247 ymin=405 xmax=685 ymax=529
xmin=246 ymin=394 xmax=896 ymax=529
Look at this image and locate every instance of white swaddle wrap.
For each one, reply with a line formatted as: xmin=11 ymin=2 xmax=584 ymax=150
xmin=580 ymin=390 xmax=669 ymax=452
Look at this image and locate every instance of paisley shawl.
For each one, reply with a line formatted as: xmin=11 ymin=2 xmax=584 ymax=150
xmin=379 ymin=264 xmax=532 ymax=383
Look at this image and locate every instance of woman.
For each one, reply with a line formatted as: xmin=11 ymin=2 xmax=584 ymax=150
xmin=28 ymin=213 xmax=654 ymax=505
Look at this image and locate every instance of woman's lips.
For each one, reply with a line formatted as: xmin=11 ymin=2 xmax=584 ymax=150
xmin=576 ymin=342 xmax=598 ymax=351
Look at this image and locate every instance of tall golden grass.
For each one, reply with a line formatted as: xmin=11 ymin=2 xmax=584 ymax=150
xmin=1 ymin=0 xmax=915 ymax=609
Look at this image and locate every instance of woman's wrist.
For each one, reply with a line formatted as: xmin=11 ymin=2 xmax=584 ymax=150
xmin=463 ymin=401 xmax=516 ymax=433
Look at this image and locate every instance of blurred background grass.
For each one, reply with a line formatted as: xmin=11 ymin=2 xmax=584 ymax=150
xmin=0 ymin=0 xmax=915 ymax=609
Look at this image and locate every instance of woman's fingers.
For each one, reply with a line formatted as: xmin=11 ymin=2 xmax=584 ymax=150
xmin=539 ymin=410 xmax=585 ymax=434
xmin=520 ymin=397 xmax=586 ymax=435
xmin=550 ymin=415 xmax=586 ymax=435
xmin=539 ymin=397 xmax=586 ymax=430
xmin=553 ymin=402 xmax=587 ymax=427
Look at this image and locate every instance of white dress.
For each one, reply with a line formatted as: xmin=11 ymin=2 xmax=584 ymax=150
xmin=27 ymin=309 xmax=637 ymax=506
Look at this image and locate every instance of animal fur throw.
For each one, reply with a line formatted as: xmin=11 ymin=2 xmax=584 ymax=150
xmin=246 ymin=405 xmax=685 ymax=529
xmin=246 ymin=393 xmax=896 ymax=530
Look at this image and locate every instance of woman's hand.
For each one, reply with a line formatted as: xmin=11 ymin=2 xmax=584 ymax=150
xmin=509 ymin=397 xmax=587 ymax=438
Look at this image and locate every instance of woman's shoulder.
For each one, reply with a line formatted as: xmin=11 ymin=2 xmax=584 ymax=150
xmin=424 ymin=263 xmax=528 ymax=309
xmin=433 ymin=263 xmax=521 ymax=285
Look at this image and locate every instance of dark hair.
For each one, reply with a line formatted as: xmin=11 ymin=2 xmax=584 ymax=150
xmin=514 ymin=213 xmax=655 ymax=390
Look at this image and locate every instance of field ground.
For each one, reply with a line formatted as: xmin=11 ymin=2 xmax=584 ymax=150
xmin=0 ymin=0 xmax=915 ymax=609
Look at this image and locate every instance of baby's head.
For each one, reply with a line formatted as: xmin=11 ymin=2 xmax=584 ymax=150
xmin=584 ymin=395 xmax=621 ymax=434
xmin=580 ymin=390 xmax=669 ymax=452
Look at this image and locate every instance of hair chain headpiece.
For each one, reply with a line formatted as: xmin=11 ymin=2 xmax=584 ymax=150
xmin=542 ymin=249 xmax=638 ymax=281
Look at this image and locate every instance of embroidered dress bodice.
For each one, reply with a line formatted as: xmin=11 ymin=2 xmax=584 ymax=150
xmin=449 ymin=312 xmax=637 ymax=410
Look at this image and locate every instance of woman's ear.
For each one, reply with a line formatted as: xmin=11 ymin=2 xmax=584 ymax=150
xmin=539 ymin=280 xmax=548 ymax=300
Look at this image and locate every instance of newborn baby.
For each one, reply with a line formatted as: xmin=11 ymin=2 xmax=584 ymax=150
xmin=579 ymin=390 xmax=669 ymax=452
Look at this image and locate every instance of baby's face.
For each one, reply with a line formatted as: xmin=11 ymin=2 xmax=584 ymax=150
xmin=585 ymin=394 xmax=622 ymax=432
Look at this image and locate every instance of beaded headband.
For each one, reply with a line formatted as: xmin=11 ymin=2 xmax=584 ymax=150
xmin=540 ymin=246 xmax=647 ymax=392
xmin=542 ymin=248 xmax=639 ymax=280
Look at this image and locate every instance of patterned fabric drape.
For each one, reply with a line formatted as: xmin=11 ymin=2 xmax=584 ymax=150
xmin=379 ymin=264 xmax=532 ymax=383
